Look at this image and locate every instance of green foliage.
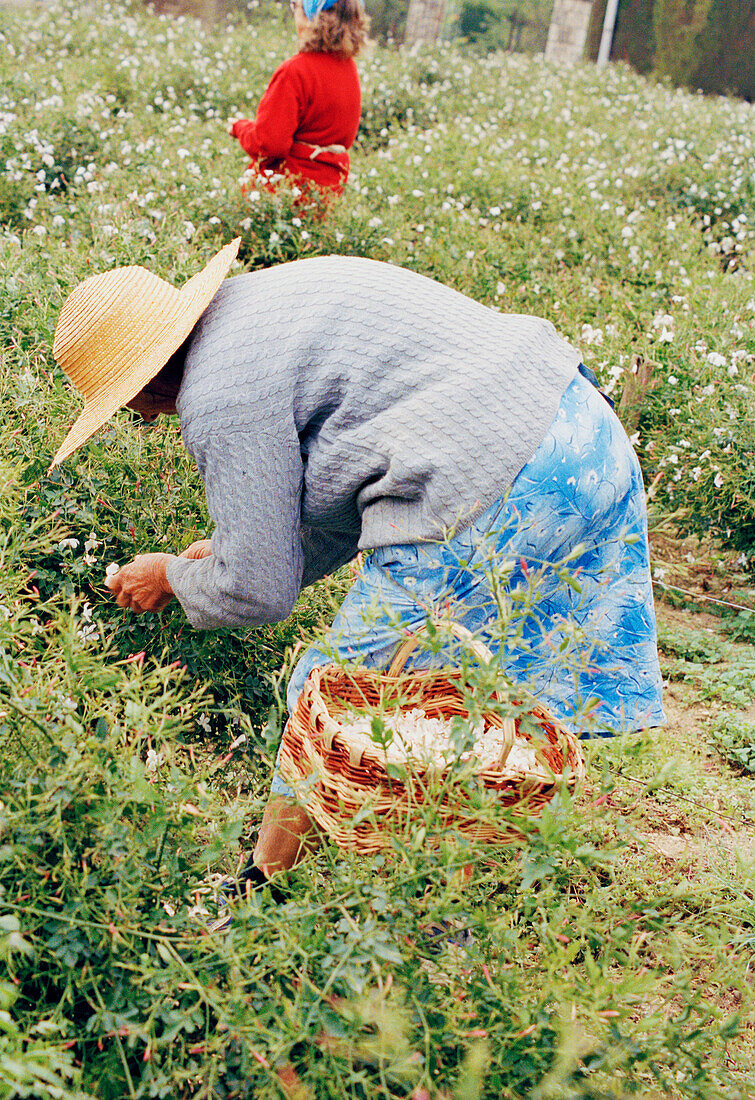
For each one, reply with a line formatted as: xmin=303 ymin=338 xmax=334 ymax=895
xmin=652 ymin=0 xmax=715 ymax=87
xmin=1 ymin=3 xmax=755 ymax=1095
xmin=709 ymin=714 xmax=755 ymax=774
xmin=657 ymin=622 xmax=727 ymax=663
xmin=364 ymin=0 xmax=407 ymax=45
xmin=723 ymin=609 xmax=755 ymax=643
xmin=690 ymin=0 xmax=755 ymax=100
xmin=454 ymin=0 xmax=550 ymax=54
xmin=0 ymin=687 xmax=747 ymax=1098
xmin=458 ymin=0 xmax=504 ymax=44
xmin=11 ymin=452 xmax=346 ymax=728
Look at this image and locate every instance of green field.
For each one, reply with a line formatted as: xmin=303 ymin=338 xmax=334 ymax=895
xmin=1 ymin=2 xmax=754 ymax=1097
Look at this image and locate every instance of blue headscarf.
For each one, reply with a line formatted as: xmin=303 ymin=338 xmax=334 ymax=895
xmin=302 ymin=0 xmax=338 ymax=19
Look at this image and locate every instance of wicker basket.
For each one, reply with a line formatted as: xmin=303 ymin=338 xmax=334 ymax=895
xmin=278 ymin=625 xmax=585 ymax=853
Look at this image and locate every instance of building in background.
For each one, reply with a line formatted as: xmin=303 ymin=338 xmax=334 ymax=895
xmin=544 ymin=0 xmax=593 ymax=62
xmin=404 ymin=0 xmax=447 ymax=44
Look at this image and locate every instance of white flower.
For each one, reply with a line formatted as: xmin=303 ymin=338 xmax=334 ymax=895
xmin=145 ymin=748 xmax=164 ymax=777
xmin=105 ymin=562 xmax=120 ymax=578
xmin=706 ymin=351 xmax=726 ymax=367
xmin=580 ymin=323 xmax=603 ymax=346
xmin=58 ymin=538 xmax=80 ymax=550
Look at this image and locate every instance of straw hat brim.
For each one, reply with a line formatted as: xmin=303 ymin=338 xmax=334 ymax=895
xmin=49 ymin=238 xmax=240 ymax=469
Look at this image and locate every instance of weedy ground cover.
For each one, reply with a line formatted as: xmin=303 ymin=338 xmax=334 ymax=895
xmin=1 ymin=1 xmax=754 ymax=1097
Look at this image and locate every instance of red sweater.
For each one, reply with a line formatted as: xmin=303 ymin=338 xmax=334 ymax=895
xmin=231 ymin=51 xmax=361 ymax=195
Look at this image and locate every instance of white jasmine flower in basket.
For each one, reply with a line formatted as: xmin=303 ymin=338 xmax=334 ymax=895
xmin=340 ymin=707 xmax=550 ymax=777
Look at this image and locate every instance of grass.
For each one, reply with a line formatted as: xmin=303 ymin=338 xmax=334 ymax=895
xmin=0 ymin=1 xmax=754 ymax=1096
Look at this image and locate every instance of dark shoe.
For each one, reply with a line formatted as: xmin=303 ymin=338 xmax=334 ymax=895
xmin=209 ymin=855 xmax=287 ymax=933
xmin=221 ymin=853 xmax=288 ymax=905
xmin=422 ymin=920 xmax=475 ymax=956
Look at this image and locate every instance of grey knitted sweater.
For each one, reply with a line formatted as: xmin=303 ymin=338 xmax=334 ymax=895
xmin=165 ymin=256 xmax=580 ymax=629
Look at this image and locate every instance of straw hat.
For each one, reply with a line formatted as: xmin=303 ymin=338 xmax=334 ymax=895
xmin=49 ymin=237 xmax=241 ymax=469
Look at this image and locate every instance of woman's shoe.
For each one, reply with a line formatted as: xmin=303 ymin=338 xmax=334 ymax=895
xmin=209 ymin=855 xmax=287 ymax=933
xmin=421 ymin=919 xmax=475 ymax=956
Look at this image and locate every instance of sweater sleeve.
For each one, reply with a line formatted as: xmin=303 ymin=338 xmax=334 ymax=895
xmin=231 ymin=61 xmax=304 ymax=160
xmin=165 ymin=422 xmax=305 ymax=630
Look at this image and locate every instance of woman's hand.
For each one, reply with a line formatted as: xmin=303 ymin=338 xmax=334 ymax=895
xmin=105 ymin=553 xmax=175 ymax=613
xmin=180 ymin=539 xmax=212 ymax=560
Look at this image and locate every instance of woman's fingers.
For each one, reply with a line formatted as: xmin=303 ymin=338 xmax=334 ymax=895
xmin=181 ymin=539 xmax=212 ymax=560
xmin=105 ymin=553 xmax=175 ymax=613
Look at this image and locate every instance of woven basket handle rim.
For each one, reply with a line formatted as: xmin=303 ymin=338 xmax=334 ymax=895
xmin=387 ymin=621 xmax=492 ymax=675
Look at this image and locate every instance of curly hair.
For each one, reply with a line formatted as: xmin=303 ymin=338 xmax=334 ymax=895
xmin=298 ymin=0 xmax=371 ymax=59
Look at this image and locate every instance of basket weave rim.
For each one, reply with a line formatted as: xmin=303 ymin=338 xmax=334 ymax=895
xmin=300 ymin=662 xmax=584 ymax=780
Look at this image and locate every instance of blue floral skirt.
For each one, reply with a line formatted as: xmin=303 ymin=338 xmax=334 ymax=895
xmin=270 ymin=372 xmax=665 ymax=796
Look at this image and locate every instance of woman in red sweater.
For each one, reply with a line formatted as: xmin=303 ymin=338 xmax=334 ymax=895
xmin=229 ymin=0 xmax=368 ymax=198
